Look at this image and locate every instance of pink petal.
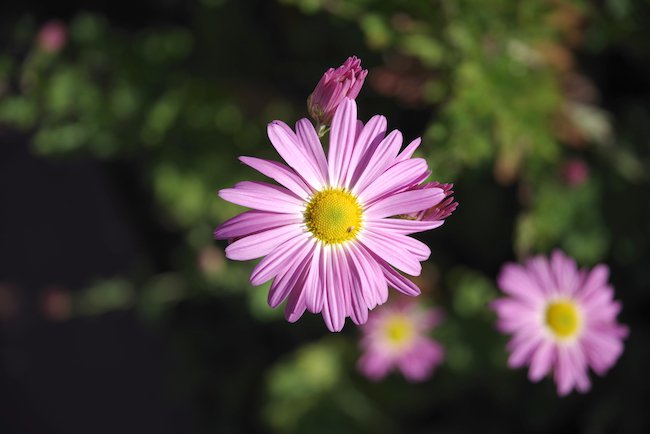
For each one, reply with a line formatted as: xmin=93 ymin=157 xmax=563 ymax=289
xmin=268 ymin=243 xmax=314 ymax=308
xmin=346 ymin=243 xmax=387 ymax=309
xmin=566 ymin=345 xmax=591 ymax=393
xmin=267 ymin=121 xmax=326 ymax=189
xmin=359 ymin=231 xmax=422 ymax=276
xmin=304 ymin=244 xmax=325 ymax=313
xmin=365 ymin=188 xmax=444 ymax=219
xmin=354 ymin=119 xmax=364 ymax=143
xmin=551 ymin=249 xmax=579 ymax=296
xmin=507 ymin=329 xmax=544 ymax=368
xmin=225 ymin=223 xmax=302 ymax=261
xmin=322 ymin=247 xmax=348 ymax=332
xmin=366 ymin=229 xmax=430 ymax=261
xmin=528 ymin=340 xmax=555 ymax=382
xmin=219 ymin=181 xmax=303 ymax=213
xmin=328 ymin=98 xmax=358 ymax=187
xmin=525 ymin=256 xmax=557 ymax=297
xmin=576 ymin=264 xmax=610 ymax=304
xmin=497 ymin=263 xmax=546 ymax=304
xmin=376 ymin=256 xmax=421 ymax=296
xmin=351 ymin=130 xmax=403 ymax=194
xmin=284 ymin=287 xmax=307 ymax=323
xmin=397 ymin=339 xmax=444 ymax=381
xmin=214 ymin=210 xmax=301 ymax=239
xmin=357 ymin=158 xmax=429 ymax=204
xmin=249 ymin=235 xmax=312 ymax=286
xmin=581 ymin=329 xmax=626 ymax=375
xmin=343 ymin=115 xmax=387 ymax=189
xmin=239 ymin=156 xmax=312 ymax=199
xmin=554 ymin=346 xmax=575 ymax=396
xmin=365 ymin=218 xmax=443 ymax=235
xmin=490 ymin=298 xmax=538 ymax=333
xmin=348 ymin=277 xmax=369 ymax=325
xmin=357 ymin=350 xmax=393 ymax=381
xmin=295 ymin=119 xmax=329 ymax=185
xmin=393 ymin=137 xmax=421 ymax=164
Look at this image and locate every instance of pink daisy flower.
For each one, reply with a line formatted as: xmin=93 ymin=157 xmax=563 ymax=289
xmin=358 ymin=300 xmax=445 ymax=381
xmin=491 ymin=250 xmax=628 ymax=396
xmin=215 ymin=98 xmax=451 ymax=331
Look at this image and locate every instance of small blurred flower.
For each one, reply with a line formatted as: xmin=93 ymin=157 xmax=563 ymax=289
xmin=40 ymin=286 xmax=72 ymax=321
xmin=408 ymin=182 xmax=457 ymax=222
xmin=358 ymin=300 xmax=444 ymax=382
xmin=37 ymin=20 xmax=67 ymax=54
xmin=0 ymin=283 xmax=21 ymax=322
xmin=198 ymin=245 xmax=226 ymax=277
xmin=308 ymin=56 xmax=367 ymax=128
xmin=491 ymin=250 xmax=628 ymax=396
xmin=562 ymin=158 xmax=589 ymax=187
xmin=215 ymin=98 xmax=450 ymax=331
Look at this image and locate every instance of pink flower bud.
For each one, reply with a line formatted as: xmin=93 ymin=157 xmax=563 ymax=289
xmin=37 ymin=20 xmax=67 ymax=54
xmin=308 ymin=56 xmax=368 ymax=126
xmin=409 ymin=182 xmax=458 ymax=222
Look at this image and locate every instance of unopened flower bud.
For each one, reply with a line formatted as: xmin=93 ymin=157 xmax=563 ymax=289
xmin=410 ymin=182 xmax=458 ymax=222
xmin=308 ymin=56 xmax=368 ymax=127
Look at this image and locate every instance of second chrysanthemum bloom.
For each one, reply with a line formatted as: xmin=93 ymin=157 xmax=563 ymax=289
xmin=491 ymin=250 xmax=628 ymax=395
xmin=215 ymin=98 xmax=454 ymax=331
xmin=358 ymin=300 xmax=445 ymax=381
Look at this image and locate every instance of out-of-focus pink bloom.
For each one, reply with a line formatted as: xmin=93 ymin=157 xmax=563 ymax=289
xmin=215 ymin=98 xmax=449 ymax=332
xmin=40 ymin=286 xmax=72 ymax=321
xmin=198 ymin=245 xmax=226 ymax=276
xmin=491 ymin=250 xmax=628 ymax=396
xmin=37 ymin=20 xmax=67 ymax=54
xmin=408 ymin=182 xmax=457 ymax=222
xmin=562 ymin=158 xmax=589 ymax=186
xmin=308 ymin=56 xmax=368 ymax=126
xmin=0 ymin=283 xmax=21 ymax=322
xmin=358 ymin=300 xmax=444 ymax=382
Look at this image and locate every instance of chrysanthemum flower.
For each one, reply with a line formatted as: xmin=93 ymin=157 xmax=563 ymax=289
xmin=491 ymin=250 xmax=628 ymax=396
xmin=215 ymin=98 xmax=452 ymax=331
xmin=308 ymin=56 xmax=368 ymax=127
xmin=357 ymin=300 xmax=444 ymax=381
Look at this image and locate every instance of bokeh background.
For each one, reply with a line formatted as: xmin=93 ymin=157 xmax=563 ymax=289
xmin=1 ymin=0 xmax=649 ymax=433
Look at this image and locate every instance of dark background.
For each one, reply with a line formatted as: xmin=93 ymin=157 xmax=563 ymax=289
xmin=1 ymin=0 xmax=649 ymax=433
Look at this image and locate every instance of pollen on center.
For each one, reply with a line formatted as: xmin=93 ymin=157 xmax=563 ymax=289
xmin=304 ymin=188 xmax=363 ymax=244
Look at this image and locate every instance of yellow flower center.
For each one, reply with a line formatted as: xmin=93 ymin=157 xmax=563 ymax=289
xmin=304 ymin=189 xmax=362 ymax=244
xmin=383 ymin=315 xmax=415 ymax=347
xmin=545 ymin=300 xmax=581 ymax=339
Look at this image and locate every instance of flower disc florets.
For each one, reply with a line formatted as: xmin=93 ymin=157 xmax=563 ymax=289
xmin=304 ymin=189 xmax=362 ymax=244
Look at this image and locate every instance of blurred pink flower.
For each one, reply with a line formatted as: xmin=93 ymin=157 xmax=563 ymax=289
xmin=37 ymin=20 xmax=67 ymax=53
xmin=0 ymin=283 xmax=21 ymax=322
xmin=215 ymin=98 xmax=448 ymax=331
xmin=358 ymin=300 xmax=444 ymax=381
xmin=308 ymin=56 xmax=368 ymax=127
xmin=491 ymin=250 xmax=628 ymax=396
xmin=198 ymin=245 xmax=226 ymax=276
xmin=562 ymin=158 xmax=589 ymax=186
xmin=40 ymin=286 xmax=72 ymax=321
